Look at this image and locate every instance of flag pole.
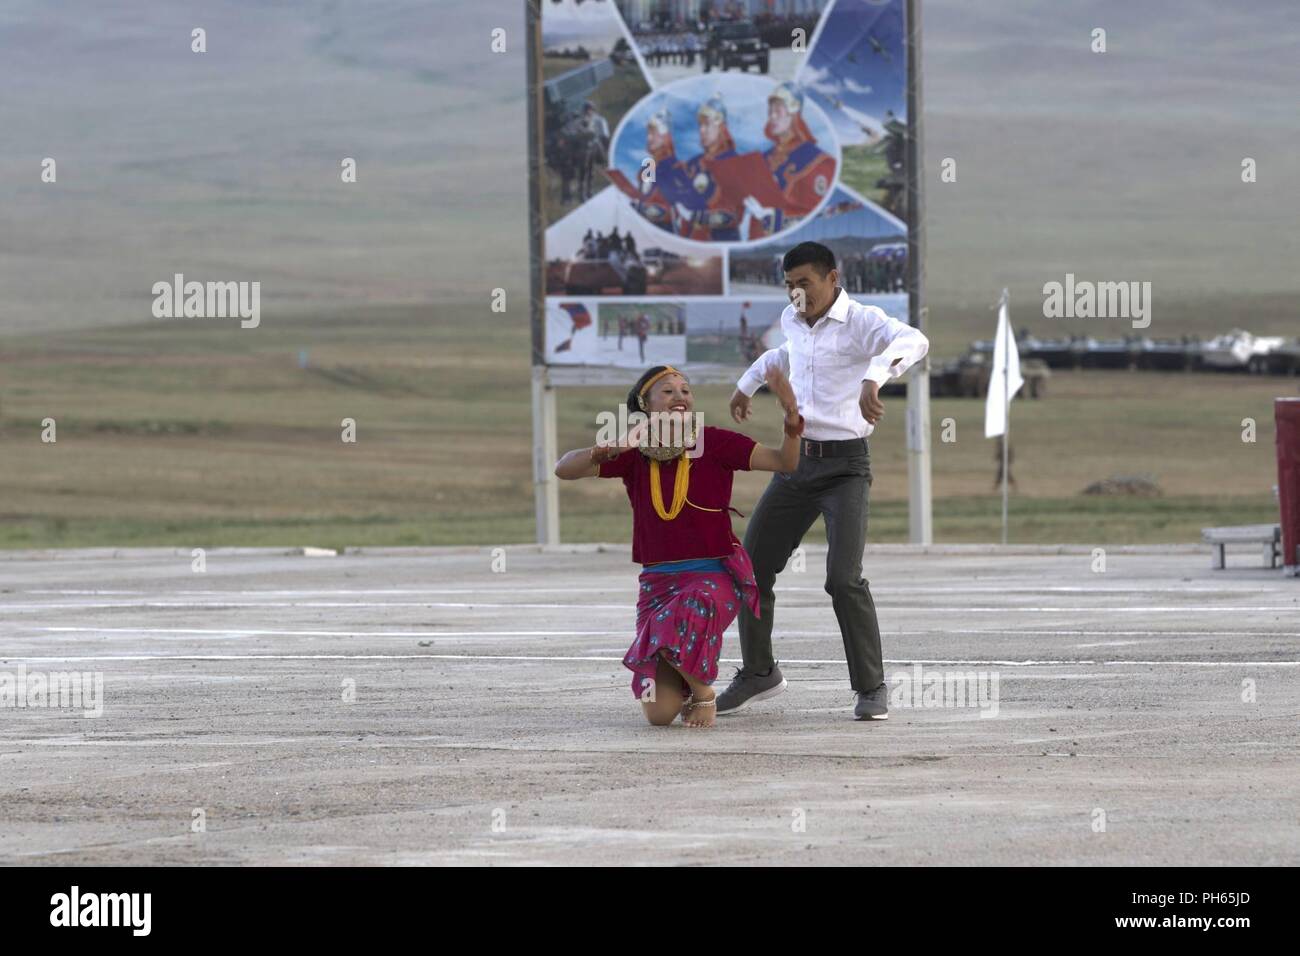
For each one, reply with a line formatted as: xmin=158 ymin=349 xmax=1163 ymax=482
xmin=1000 ymin=288 xmax=1010 ymax=545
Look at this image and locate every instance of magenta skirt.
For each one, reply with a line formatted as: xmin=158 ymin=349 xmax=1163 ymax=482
xmin=623 ymin=543 xmax=761 ymax=699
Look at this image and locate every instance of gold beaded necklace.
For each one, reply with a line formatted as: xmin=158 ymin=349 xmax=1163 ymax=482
xmin=648 ymin=455 xmax=690 ymax=521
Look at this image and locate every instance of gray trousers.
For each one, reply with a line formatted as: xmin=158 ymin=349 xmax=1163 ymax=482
xmin=738 ymin=447 xmax=884 ymax=691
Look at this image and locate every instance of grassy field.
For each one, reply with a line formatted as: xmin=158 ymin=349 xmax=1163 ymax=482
xmin=0 ymin=301 xmax=1290 ymax=550
xmin=838 ymin=144 xmax=892 ymax=209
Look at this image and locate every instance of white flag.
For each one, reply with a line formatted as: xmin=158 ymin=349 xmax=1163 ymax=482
xmin=984 ymin=297 xmax=1024 ymax=438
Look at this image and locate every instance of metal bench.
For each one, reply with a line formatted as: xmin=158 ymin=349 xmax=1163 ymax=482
xmin=1201 ymin=524 xmax=1282 ymax=569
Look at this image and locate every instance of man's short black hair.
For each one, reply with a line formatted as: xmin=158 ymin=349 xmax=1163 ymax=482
xmin=782 ymin=241 xmax=836 ymax=276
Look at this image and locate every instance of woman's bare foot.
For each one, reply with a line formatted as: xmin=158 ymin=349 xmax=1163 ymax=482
xmin=681 ymin=690 xmax=717 ymax=728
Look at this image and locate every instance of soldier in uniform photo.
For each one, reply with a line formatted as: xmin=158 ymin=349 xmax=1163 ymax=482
xmin=761 ymin=83 xmax=837 ymax=234
xmin=635 ymin=109 xmax=687 ymax=234
xmin=678 ymin=94 xmax=745 ymax=242
xmin=581 ymin=100 xmax=610 ymax=154
xmin=635 ymin=311 xmax=651 ymax=362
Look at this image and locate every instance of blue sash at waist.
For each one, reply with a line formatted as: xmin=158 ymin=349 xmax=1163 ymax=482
xmin=642 ymin=558 xmax=725 ymax=574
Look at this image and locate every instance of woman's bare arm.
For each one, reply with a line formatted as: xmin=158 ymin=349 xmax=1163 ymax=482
xmin=555 ymin=418 xmax=648 ymax=480
xmin=555 ymin=445 xmax=614 ymax=480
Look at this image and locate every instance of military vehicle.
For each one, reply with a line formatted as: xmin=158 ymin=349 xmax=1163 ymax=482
xmin=702 ymin=21 xmax=769 ymax=74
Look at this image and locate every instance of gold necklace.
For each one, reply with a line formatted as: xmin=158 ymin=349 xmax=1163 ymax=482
xmin=649 ymin=456 xmax=690 ymax=520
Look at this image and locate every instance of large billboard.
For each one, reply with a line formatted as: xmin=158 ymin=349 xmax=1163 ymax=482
xmin=529 ymin=0 xmax=914 ymax=379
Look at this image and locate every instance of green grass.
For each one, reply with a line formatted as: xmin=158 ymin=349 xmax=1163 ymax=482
xmin=2 ymin=495 xmax=1273 ymax=551
xmin=0 ymin=301 xmax=1292 ymax=550
xmin=838 ymin=144 xmax=890 ymax=206
xmin=560 ymin=491 xmax=1279 ymax=550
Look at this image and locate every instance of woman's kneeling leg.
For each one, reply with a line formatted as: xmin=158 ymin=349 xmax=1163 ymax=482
xmin=640 ymin=654 xmax=688 ymax=726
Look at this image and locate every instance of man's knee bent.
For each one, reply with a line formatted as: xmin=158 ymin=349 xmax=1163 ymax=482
xmin=753 ymin=557 xmax=795 ymax=589
xmin=744 ymin=531 xmax=796 ymax=581
xmin=824 ymin=572 xmax=866 ymax=599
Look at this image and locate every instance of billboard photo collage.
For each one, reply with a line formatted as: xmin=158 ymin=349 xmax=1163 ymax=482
xmin=539 ymin=0 xmax=911 ymax=373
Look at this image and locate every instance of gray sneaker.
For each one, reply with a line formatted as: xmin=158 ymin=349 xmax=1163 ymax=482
xmin=854 ymin=682 xmax=889 ymax=721
xmin=716 ymin=665 xmax=787 ymax=714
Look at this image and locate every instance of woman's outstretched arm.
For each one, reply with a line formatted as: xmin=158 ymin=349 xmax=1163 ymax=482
xmin=555 ymin=444 xmax=618 ymax=480
xmin=555 ymin=418 xmax=649 ymax=480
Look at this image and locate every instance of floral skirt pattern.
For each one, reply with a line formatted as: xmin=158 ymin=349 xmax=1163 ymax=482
xmin=624 ymin=543 xmax=760 ymax=699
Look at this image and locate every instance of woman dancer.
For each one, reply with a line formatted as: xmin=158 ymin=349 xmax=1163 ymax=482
xmin=555 ymin=365 xmax=802 ymax=727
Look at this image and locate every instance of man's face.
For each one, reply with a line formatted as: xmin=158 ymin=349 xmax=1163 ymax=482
xmin=647 ymin=124 xmax=668 ymax=154
xmin=784 ymin=263 xmax=838 ymax=318
xmin=767 ymin=100 xmax=792 ymax=137
xmin=698 ymin=113 xmax=723 ymax=149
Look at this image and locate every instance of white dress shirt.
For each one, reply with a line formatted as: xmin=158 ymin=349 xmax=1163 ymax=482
xmin=736 ymin=288 xmax=930 ymax=440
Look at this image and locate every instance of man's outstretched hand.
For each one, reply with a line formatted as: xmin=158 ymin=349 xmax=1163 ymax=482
xmin=729 ymin=388 xmax=753 ymax=424
xmin=860 ymin=379 xmax=885 ymax=425
xmin=764 ymin=368 xmax=803 ymax=435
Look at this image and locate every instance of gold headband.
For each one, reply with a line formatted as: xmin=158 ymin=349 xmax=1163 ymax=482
xmin=639 ymin=366 xmax=686 ymax=397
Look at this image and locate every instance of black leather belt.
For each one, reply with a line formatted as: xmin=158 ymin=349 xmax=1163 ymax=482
xmin=801 ymin=437 xmax=867 ymax=458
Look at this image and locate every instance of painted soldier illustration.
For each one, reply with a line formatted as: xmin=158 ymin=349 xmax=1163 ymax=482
xmin=761 ymin=83 xmax=836 ymax=233
xmin=634 ymin=109 xmax=687 ymax=234
xmin=678 ymin=94 xmax=745 ymax=242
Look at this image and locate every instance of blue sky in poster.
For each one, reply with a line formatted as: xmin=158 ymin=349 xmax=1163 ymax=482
xmin=801 ymin=0 xmax=908 ymax=146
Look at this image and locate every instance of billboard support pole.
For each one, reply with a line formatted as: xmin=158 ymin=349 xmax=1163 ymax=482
xmin=532 ymin=366 xmax=560 ymax=546
xmin=904 ymin=0 xmax=933 ymax=545
xmin=526 ymin=0 xmax=560 ymax=546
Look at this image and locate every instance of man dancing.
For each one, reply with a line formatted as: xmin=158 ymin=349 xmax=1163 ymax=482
xmin=718 ymin=241 xmax=929 ymax=721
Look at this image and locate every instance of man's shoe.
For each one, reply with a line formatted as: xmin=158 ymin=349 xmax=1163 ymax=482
xmin=716 ymin=665 xmax=787 ymax=714
xmin=854 ymin=683 xmax=889 ymax=721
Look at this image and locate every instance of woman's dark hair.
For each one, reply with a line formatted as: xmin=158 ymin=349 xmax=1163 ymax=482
xmin=627 ymin=365 xmax=679 ymax=412
xmin=782 ymin=240 xmax=836 ymax=276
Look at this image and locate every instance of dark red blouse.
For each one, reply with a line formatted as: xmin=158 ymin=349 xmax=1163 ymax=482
xmin=598 ymin=426 xmax=757 ymax=565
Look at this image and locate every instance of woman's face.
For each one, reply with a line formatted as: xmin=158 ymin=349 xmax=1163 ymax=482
xmin=643 ymin=373 xmax=693 ymax=415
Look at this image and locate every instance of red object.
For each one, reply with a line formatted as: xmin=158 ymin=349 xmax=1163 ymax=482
xmin=623 ymin=544 xmax=759 ymax=699
xmin=1276 ymin=398 xmax=1300 ymax=575
xmin=598 ymin=427 xmax=756 ymax=565
xmin=773 ymin=149 xmax=837 ymax=218
xmin=560 ymin=302 xmax=592 ymax=329
xmin=711 ymin=151 xmax=787 ymax=209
